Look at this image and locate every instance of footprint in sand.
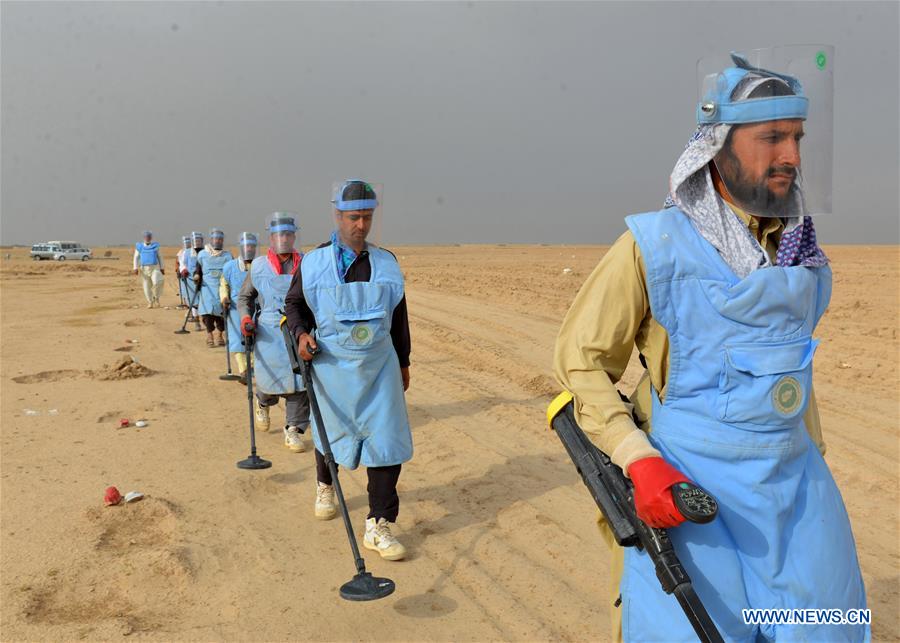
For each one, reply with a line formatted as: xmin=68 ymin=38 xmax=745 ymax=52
xmin=11 ymin=370 xmax=81 ymax=384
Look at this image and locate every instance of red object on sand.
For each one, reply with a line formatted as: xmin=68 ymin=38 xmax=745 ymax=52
xmin=119 ymin=418 xmax=130 ymax=428
xmin=104 ymin=486 xmax=122 ymax=506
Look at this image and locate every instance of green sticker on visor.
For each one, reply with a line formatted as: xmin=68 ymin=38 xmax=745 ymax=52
xmin=815 ymin=51 xmax=827 ymax=70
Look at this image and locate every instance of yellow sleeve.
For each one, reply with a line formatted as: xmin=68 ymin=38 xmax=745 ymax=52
xmin=553 ymin=230 xmax=661 ymax=473
xmin=803 ymin=383 xmax=826 ymax=455
xmin=219 ymin=274 xmax=230 ymax=302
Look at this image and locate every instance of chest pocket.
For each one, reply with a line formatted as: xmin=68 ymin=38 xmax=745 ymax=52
xmin=717 ymin=338 xmax=818 ymax=426
xmin=333 ymin=309 xmax=388 ymax=349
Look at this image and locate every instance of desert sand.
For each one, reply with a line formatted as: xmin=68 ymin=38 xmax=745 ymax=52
xmin=1 ymin=244 xmax=897 ymax=641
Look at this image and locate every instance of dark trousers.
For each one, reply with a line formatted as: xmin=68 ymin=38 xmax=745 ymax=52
xmin=202 ymin=314 xmax=225 ymax=332
xmin=315 ymin=449 xmax=401 ymax=523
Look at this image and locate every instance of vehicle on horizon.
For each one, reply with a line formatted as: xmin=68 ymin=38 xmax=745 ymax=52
xmin=30 ymin=241 xmax=92 ymax=261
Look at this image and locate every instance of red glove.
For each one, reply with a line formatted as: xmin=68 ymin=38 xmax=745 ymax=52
xmin=628 ymin=457 xmax=691 ymax=528
xmin=241 ymin=315 xmax=255 ymax=337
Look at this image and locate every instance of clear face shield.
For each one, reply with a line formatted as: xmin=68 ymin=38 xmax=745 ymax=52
xmin=142 ymin=230 xmax=153 ymax=243
xmin=698 ymin=46 xmax=834 ymax=217
xmin=209 ymin=228 xmax=225 ymax=251
xmin=191 ymin=231 xmax=204 ymax=249
xmin=331 ymin=180 xmax=383 ymax=248
xmin=239 ymin=232 xmax=258 ymax=262
xmin=182 ymin=236 xmax=191 ymax=250
xmin=266 ymin=213 xmax=298 ymax=255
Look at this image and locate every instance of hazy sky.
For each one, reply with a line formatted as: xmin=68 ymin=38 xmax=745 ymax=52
xmin=2 ymin=1 xmax=898 ymax=246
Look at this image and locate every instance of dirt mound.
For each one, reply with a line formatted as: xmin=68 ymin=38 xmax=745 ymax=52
xmin=88 ymin=497 xmax=181 ymax=551
xmin=19 ymin=498 xmax=192 ymax=635
xmin=90 ymin=356 xmax=154 ymax=381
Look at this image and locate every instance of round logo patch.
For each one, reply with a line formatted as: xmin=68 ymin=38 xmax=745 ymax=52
xmin=773 ymin=376 xmax=803 ymax=416
xmin=350 ymin=323 xmax=373 ymax=346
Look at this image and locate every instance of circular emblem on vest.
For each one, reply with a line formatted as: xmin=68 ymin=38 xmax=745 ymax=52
xmin=773 ymin=376 xmax=803 ymax=416
xmin=351 ymin=324 xmax=373 ymax=345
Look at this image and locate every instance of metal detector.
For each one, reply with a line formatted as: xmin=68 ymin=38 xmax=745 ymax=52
xmin=279 ymin=318 xmax=395 ymax=601
xmin=236 ymin=324 xmax=271 ymax=470
xmin=174 ymin=277 xmax=202 ymax=334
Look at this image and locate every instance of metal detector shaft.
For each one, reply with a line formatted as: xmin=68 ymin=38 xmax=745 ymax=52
xmin=223 ymin=306 xmax=233 ymax=374
xmin=178 ymin=274 xmax=190 ymax=308
xmin=299 ymin=355 xmax=367 ymax=576
xmin=244 ymin=337 xmax=259 ymax=454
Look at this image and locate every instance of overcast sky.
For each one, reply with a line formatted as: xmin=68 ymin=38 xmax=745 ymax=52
xmin=2 ymin=1 xmax=898 ymax=246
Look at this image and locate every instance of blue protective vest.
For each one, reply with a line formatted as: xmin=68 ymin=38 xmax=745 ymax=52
xmin=250 ymin=255 xmax=304 ymax=395
xmin=222 ymin=258 xmax=249 ymax=353
xmin=196 ymin=250 xmax=232 ymax=316
xmin=183 ymin=249 xmax=201 ymax=306
xmin=136 ymin=241 xmax=160 ymax=266
xmin=620 ymin=209 xmax=868 ymax=642
xmin=301 ymin=244 xmax=412 ymax=469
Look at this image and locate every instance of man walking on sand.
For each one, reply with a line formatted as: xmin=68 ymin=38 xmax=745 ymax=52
xmin=553 ymin=47 xmax=867 ymax=641
xmin=238 ymin=213 xmax=310 ymax=452
xmin=133 ymin=230 xmax=165 ymax=308
xmin=193 ymin=228 xmax=233 ymax=348
xmin=180 ymin=231 xmax=204 ymax=330
xmin=220 ymin=232 xmax=257 ymax=383
xmin=284 ymin=180 xmax=412 ymax=561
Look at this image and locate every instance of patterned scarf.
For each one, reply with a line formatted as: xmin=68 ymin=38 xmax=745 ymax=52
xmin=664 ymin=125 xmax=827 ymax=277
xmin=266 ymin=248 xmax=300 ymax=275
xmin=331 ymin=230 xmax=359 ymax=283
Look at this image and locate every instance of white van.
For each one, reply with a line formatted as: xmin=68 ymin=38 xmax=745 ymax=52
xmin=31 ymin=241 xmax=92 ymax=261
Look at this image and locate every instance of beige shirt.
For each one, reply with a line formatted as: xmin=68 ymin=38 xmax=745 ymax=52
xmin=553 ymin=209 xmax=825 ymax=473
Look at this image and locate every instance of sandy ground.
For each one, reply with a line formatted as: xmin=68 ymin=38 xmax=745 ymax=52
xmin=0 ymin=244 xmax=897 ymax=641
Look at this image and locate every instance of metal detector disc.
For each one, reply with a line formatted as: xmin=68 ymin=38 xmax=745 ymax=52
xmin=237 ymin=455 xmax=272 ymax=470
xmin=219 ymin=374 xmax=241 ymax=381
xmin=340 ymin=572 xmax=395 ymax=602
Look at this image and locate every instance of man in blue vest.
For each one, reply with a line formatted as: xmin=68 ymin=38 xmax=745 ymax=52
xmin=553 ymin=48 xmax=867 ymax=641
xmin=180 ymin=232 xmax=204 ymax=330
xmin=132 ymin=230 xmax=165 ymax=308
xmin=284 ymin=180 xmax=412 ymax=561
xmin=220 ymin=232 xmax=257 ymax=384
xmin=237 ymin=214 xmax=310 ymax=452
xmin=193 ymin=228 xmax=233 ymax=348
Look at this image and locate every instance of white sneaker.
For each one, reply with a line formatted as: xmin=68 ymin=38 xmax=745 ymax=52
xmin=314 ymin=482 xmax=337 ymax=520
xmin=254 ymin=398 xmax=270 ymax=432
xmin=283 ymin=425 xmax=306 ymax=452
xmin=363 ymin=517 xmax=406 ymax=561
